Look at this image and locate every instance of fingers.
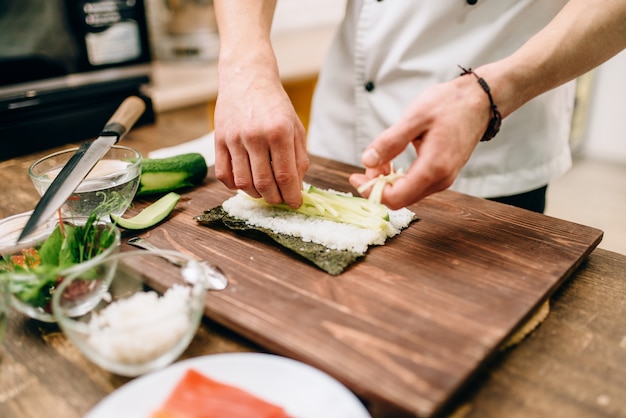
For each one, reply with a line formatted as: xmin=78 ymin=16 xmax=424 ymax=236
xmin=350 ymin=157 xmax=455 ymax=210
xmin=278 ymin=120 xmax=309 ymax=207
xmin=351 ymin=127 xmax=467 ymax=210
xmin=293 ymin=123 xmax=310 ymax=185
xmin=361 ymin=122 xmax=417 ymax=168
xmin=263 ymin=125 xmax=306 ymax=208
xmin=214 ymin=119 xmax=308 ymax=208
xmin=382 ymin=157 xmax=457 ymax=210
xmin=352 ymin=78 xmax=489 ymax=209
xmin=352 ymin=110 xmax=435 ymax=209
xmin=348 ymin=165 xmax=391 ymax=197
xmin=214 ymin=137 xmax=238 ymax=191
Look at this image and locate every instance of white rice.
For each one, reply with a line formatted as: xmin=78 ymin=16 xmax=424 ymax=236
xmin=222 ymin=191 xmax=415 ymax=254
xmin=86 ymin=284 xmax=191 ymax=364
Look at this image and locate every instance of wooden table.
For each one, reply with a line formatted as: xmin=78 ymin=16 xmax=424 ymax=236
xmin=1 ymin=104 xmax=625 ymax=418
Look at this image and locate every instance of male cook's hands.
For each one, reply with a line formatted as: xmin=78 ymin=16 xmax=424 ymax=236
xmin=213 ymin=69 xmax=309 ymax=209
xmin=349 ymin=75 xmax=491 ymax=210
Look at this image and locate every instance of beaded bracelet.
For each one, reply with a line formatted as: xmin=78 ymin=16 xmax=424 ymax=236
xmin=458 ymin=65 xmax=502 ymax=142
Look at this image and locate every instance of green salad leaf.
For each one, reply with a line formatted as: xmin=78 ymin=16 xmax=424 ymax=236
xmin=0 ymin=210 xmax=117 ymax=310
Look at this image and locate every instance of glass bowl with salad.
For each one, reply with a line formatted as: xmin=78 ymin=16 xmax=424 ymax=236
xmin=0 ymin=275 xmax=8 ymax=344
xmin=52 ymin=250 xmax=208 ymax=377
xmin=0 ymin=211 xmax=121 ymax=322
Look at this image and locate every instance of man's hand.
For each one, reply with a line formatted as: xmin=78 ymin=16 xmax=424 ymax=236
xmin=213 ymin=0 xmax=309 ymax=209
xmin=350 ymin=74 xmax=490 ymax=209
xmin=213 ymin=70 xmax=309 ymax=209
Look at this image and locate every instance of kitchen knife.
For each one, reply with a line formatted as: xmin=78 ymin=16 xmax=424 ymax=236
xmin=17 ymin=96 xmax=146 ymax=243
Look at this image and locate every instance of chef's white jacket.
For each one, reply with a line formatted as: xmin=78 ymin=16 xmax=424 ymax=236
xmin=307 ymin=0 xmax=575 ymax=198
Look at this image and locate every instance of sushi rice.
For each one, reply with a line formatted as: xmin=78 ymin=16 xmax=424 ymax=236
xmin=222 ymin=190 xmax=415 ymax=255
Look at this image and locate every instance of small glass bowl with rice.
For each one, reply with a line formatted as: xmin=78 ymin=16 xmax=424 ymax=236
xmin=52 ymin=249 xmax=209 ymax=377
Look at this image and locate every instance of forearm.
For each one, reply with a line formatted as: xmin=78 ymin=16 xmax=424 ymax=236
xmin=213 ymin=0 xmax=280 ymax=86
xmin=212 ymin=1 xmax=308 ymax=208
xmin=479 ymin=0 xmax=626 ymax=118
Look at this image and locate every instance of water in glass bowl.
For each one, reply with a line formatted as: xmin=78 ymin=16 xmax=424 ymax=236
xmin=36 ymin=159 xmax=140 ymax=220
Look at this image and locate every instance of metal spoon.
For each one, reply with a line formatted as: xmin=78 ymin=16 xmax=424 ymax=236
xmin=127 ymin=236 xmax=228 ymax=291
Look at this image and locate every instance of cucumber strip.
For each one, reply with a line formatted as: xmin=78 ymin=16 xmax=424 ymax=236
xmin=110 ymin=192 xmax=181 ymax=230
xmin=243 ymin=184 xmax=391 ymax=232
xmin=357 ymin=167 xmax=405 ymax=204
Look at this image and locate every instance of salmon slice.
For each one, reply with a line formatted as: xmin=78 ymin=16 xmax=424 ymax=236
xmin=150 ymin=369 xmax=292 ymax=418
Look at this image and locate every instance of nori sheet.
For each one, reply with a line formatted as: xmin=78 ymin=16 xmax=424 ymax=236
xmin=194 ymin=206 xmax=364 ymax=275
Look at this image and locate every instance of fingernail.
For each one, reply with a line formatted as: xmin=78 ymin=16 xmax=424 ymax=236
xmin=362 ymin=148 xmax=381 ymax=166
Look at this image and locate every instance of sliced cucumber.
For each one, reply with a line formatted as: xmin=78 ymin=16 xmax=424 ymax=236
xmin=110 ymin=192 xmax=181 ymax=230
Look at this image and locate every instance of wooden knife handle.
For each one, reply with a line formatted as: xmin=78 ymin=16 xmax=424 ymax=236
xmin=102 ymin=96 xmax=147 ymax=141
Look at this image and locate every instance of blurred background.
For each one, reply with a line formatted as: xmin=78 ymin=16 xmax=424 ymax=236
xmin=1 ymin=0 xmax=624 ymax=254
xmin=147 ymin=0 xmax=626 ymax=256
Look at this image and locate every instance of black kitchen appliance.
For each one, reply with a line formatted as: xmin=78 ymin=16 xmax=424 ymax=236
xmin=0 ymin=0 xmax=155 ymax=161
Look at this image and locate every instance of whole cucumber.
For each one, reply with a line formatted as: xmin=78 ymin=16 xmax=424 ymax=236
xmin=136 ymin=153 xmax=208 ymax=196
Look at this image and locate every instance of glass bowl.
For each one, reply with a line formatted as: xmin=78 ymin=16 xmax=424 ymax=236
xmin=52 ymin=250 xmax=208 ymax=377
xmin=0 ymin=276 xmax=8 ymax=345
xmin=0 ymin=212 xmax=121 ymax=322
xmin=28 ymin=145 xmax=142 ymax=220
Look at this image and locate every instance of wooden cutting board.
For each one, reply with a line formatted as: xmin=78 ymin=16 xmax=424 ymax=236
xmin=123 ymin=156 xmax=602 ymax=417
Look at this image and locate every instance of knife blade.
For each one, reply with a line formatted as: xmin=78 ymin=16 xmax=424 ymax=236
xmin=18 ymin=96 xmax=146 ymax=243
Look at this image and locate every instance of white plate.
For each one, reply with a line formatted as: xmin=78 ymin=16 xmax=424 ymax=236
xmin=85 ymin=352 xmax=371 ymax=418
